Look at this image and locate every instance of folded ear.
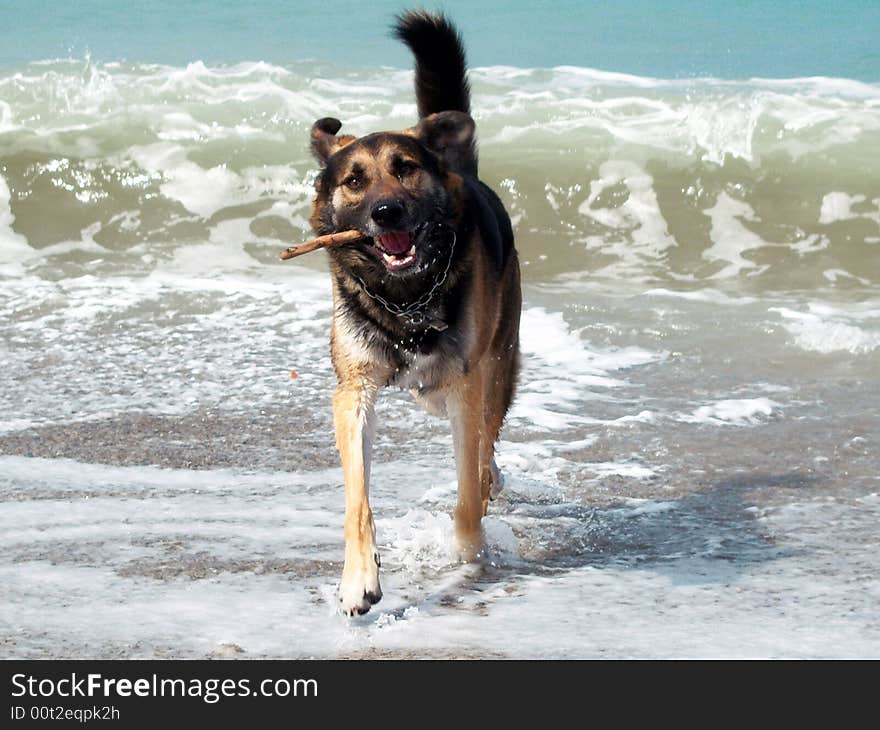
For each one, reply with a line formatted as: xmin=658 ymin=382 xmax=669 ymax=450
xmin=409 ymin=111 xmax=477 ymax=176
xmin=311 ymin=117 xmax=356 ymax=164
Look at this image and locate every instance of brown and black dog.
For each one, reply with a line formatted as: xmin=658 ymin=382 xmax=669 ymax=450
xmin=308 ymin=11 xmax=521 ymax=615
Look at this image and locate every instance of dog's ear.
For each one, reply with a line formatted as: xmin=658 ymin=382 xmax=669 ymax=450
xmin=409 ymin=111 xmax=476 ymax=175
xmin=311 ymin=117 xmax=356 ymax=165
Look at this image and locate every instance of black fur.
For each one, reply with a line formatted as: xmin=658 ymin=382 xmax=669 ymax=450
xmin=393 ymin=11 xmax=471 ymax=119
xmin=316 ymin=10 xmax=521 ymax=618
xmin=310 ymin=117 xmax=343 ymax=161
xmin=313 ymin=12 xmax=513 ymax=370
xmin=463 ymin=177 xmax=513 ymax=271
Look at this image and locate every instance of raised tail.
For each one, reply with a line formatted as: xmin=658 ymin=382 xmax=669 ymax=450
xmin=393 ymin=10 xmax=471 ymax=118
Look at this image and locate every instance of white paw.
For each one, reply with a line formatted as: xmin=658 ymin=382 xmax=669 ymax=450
xmin=339 ymin=553 xmax=382 ymax=616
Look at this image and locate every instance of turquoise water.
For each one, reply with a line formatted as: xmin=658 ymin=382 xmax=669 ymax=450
xmin=1 ymin=0 xmax=878 ymax=80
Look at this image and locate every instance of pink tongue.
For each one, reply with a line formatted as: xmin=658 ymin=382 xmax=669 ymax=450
xmin=378 ymin=231 xmax=411 ymax=255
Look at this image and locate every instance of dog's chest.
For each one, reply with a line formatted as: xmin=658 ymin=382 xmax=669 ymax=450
xmin=386 ymin=328 xmax=469 ymax=395
xmin=390 ymin=347 xmax=450 ymax=391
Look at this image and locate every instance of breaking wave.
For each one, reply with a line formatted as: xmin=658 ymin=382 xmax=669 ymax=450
xmin=0 ymin=58 xmax=878 ymax=291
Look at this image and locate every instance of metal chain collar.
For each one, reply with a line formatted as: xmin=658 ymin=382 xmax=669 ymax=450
xmin=351 ymin=224 xmax=456 ymax=329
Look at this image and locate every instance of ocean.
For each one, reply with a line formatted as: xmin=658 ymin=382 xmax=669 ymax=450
xmin=2 ymin=0 xmax=880 ymax=81
xmin=1 ymin=3 xmax=878 ymax=658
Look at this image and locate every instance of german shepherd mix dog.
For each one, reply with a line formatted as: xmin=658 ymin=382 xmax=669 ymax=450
xmin=309 ymin=11 xmax=521 ymax=615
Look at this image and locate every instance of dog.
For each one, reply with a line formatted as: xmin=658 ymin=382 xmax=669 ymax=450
xmin=308 ymin=10 xmax=521 ymax=615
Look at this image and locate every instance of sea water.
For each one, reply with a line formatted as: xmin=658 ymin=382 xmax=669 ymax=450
xmin=0 ymin=3 xmax=878 ymax=657
xmin=1 ymin=0 xmax=879 ymax=81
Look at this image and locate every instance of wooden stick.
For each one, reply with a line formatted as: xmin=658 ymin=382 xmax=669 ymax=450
xmin=278 ymin=230 xmax=364 ymax=260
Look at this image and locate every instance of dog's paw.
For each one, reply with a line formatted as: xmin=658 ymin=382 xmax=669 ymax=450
xmin=454 ymin=528 xmax=485 ymax=563
xmin=339 ymin=555 xmax=382 ymax=617
xmin=489 ymin=459 xmax=504 ymax=500
xmin=480 ymin=459 xmax=505 ymax=515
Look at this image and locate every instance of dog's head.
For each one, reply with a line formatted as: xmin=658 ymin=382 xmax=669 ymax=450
xmin=308 ymin=111 xmax=474 ymax=278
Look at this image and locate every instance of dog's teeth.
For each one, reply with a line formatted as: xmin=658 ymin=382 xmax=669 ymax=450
xmin=380 ymin=246 xmax=416 ymax=269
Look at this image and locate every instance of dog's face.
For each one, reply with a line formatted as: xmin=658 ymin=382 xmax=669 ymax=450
xmin=309 ymin=112 xmax=474 ymax=279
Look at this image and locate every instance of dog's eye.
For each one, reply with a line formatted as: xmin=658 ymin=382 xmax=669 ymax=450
xmin=396 ymin=161 xmax=419 ymax=179
xmin=342 ymin=175 xmax=363 ymax=190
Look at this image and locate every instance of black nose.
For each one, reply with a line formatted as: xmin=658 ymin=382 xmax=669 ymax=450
xmin=371 ymin=199 xmax=404 ymax=228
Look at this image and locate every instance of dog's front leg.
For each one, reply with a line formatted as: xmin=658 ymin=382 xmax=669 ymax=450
xmin=334 ymin=374 xmax=382 ymax=616
xmin=447 ymin=367 xmax=485 ymax=561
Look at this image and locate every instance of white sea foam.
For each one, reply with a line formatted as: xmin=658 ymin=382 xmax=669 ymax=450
xmin=702 ymin=193 xmax=770 ymax=279
xmin=1 ymin=246 xmax=658 ymax=439
xmin=577 ymin=160 xmax=677 ymax=278
xmin=822 ymin=269 xmax=871 ymax=286
xmin=0 ymin=259 xmax=334 ymax=429
xmin=771 ymin=304 xmax=880 ymax=354
xmin=126 ymin=143 xmax=247 ymax=219
xmin=0 ymin=174 xmax=32 ymax=266
xmin=2 ymin=59 xmax=878 ymax=164
xmin=512 ymin=307 xmax=661 ymax=431
xmin=642 ymin=288 xmax=758 ymax=305
xmin=587 ymin=462 xmax=656 ymax=479
xmin=819 ymin=192 xmax=880 ymax=227
xmin=1 ymin=57 xmax=877 ymax=295
xmin=820 ymin=192 xmax=864 ymax=224
xmin=3 ymin=454 xmax=878 ymax=658
xmin=679 ymin=398 xmax=780 ymax=426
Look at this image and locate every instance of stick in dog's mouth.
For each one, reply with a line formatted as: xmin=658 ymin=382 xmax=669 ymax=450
xmin=278 ymin=228 xmax=420 ymax=272
xmin=278 ymin=229 xmax=364 ymax=260
xmin=278 ymin=231 xmax=416 ymax=271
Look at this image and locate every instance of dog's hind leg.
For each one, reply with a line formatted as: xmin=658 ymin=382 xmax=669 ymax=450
xmin=479 ymin=260 xmax=522 ymax=515
xmin=478 ymin=358 xmax=511 ymax=515
xmin=479 ymin=450 xmax=504 ymax=516
xmin=334 ymin=372 xmax=382 ymax=616
xmin=447 ymin=367 xmax=486 ymax=561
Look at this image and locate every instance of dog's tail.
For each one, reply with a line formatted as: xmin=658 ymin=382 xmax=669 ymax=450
xmin=393 ymin=10 xmax=470 ymax=119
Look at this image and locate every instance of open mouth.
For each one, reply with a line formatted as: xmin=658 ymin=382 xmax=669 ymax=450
xmin=374 ymin=231 xmax=417 ymax=271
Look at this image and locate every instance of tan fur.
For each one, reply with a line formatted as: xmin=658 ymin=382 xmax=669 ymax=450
xmin=453 ymin=231 xmax=521 ymax=528
xmin=308 ymin=12 xmax=522 ymax=617
xmin=329 ymin=301 xmax=392 ymax=615
xmin=312 ymin=116 xmax=520 ymax=616
xmin=329 ymin=212 xmax=519 ymax=614
xmin=334 ymin=145 xmax=429 ymax=203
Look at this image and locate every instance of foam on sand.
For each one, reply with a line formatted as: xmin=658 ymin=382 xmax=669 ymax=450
xmin=3 ymin=454 xmax=878 ymax=658
xmin=512 ymin=307 xmax=661 ymax=431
